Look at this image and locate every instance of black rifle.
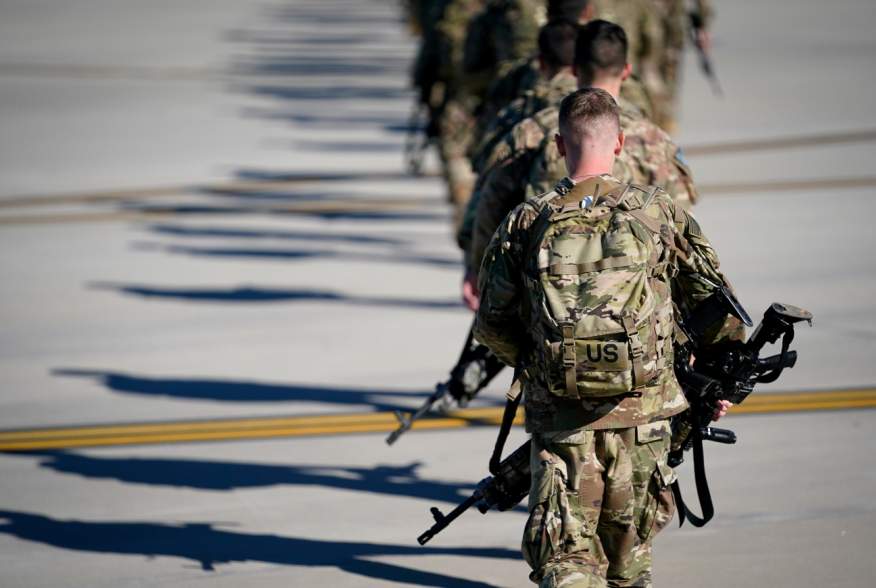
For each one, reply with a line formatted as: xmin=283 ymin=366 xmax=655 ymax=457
xmin=689 ymin=12 xmax=723 ymax=97
xmin=417 ymin=438 xmax=530 ymax=545
xmin=669 ymin=297 xmax=813 ymax=525
xmin=386 ymin=325 xmax=506 ymax=445
xmin=672 ymin=298 xmax=813 ymax=459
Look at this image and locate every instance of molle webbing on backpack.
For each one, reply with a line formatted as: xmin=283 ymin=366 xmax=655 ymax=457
xmin=621 ymin=313 xmax=647 ymax=388
xmin=525 ymin=177 xmax=676 ymax=400
xmin=543 ymin=255 xmax=636 ymax=276
xmin=562 ymin=323 xmax=578 ymax=398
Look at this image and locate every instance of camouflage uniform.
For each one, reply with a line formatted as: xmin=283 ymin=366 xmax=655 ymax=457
xmin=479 ymin=57 xmax=543 ymax=135
xmin=474 ymin=175 xmax=741 ymax=586
xmin=463 ymin=0 xmax=546 ymax=101
xmin=413 ymin=0 xmax=485 ymax=222
xmin=647 ymin=0 xmax=715 ymax=132
xmin=466 ymin=96 xmax=696 ymax=274
xmin=480 ymin=56 xmax=654 ymax=141
xmin=457 ymin=70 xmax=577 ymax=256
xmin=593 ymin=0 xmax=663 ymax=125
xmin=473 ymin=71 xmax=578 ymax=176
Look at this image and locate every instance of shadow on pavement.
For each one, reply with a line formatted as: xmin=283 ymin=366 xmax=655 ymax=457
xmin=141 ymin=243 xmax=459 ymax=269
xmin=89 ymin=282 xmax=463 ymax=310
xmin=147 ymin=224 xmax=407 ymax=246
xmin=250 ymin=84 xmax=407 ymax=102
xmin=250 ymin=110 xmax=410 ymax=133
xmin=290 ymin=139 xmax=404 ymax=153
xmin=0 ymin=509 xmax=514 ymax=586
xmin=122 ymin=202 xmax=447 ymax=222
xmin=22 ymin=452 xmax=472 ymax=504
xmin=51 ymin=369 xmax=462 ymax=413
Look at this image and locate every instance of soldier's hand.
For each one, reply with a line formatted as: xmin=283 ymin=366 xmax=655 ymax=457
xmin=695 ymin=29 xmax=712 ymax=53
xmin=712 ymin=399 xmax=732 ymax=421
xmin=462 ymin=272 xmax=480 ymax=312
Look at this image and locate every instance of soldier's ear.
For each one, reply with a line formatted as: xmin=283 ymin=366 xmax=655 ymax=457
xmin=620 ymin=63 xmax=632 ymax=81
xmin=580 ymin=4 xmax=595 ymax=23
xmin=614 ymin=131 xmax=625 ymax=156
xmin=538 ymin=54 xmax=548 ymax=74
xmin=555 ymin=133 xmax=566 ymax=157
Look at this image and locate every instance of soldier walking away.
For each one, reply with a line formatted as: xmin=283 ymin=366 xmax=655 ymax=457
xmin=474 ymin=87 xmax=742 ymax=587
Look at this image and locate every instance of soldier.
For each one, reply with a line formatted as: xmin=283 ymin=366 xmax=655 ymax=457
xmin=462 ymin=0 xmax=546 ymax=102
xmin=472 ymin=19 xmax=579 ymax=199
xmin=464 ymin=20 xmax=696 ymax=309
xmin=481 ymin=0 xmax=660 ymax=130
xmin=458 ymin=16 xmax=579 ymax=311
xmin=474 ymin=87 xmax=740 ymax=587
xmin=648 ymin=0 xmax=715 ymax=132
xmin=477 ymin=0 xmax=594 ymax=128
xmin=411 ymin=0 xmax=485 ymax=226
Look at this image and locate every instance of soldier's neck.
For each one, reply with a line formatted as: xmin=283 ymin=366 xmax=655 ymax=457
xmin=567 ymin=159 xmax=614 ymax=180
xmin=587 ymin=76 xmax=622 ymax=100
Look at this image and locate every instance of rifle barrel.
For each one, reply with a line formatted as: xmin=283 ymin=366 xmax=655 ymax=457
xmin=417 ymin=491 xmax=482 ymax=545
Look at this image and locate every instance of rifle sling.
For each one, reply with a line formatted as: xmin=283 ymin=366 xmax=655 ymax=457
xmin=672 ymin=423 xmax=715 ymax=528
xmin=489 ymin=378 xmax=522 ymax=475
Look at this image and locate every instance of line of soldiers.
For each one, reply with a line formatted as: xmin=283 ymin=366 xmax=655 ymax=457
xmin=404 ymin=0 xmax=712 ymax=238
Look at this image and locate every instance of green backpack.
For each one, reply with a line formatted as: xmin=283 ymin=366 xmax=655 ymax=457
xmin=524 ymin=176 xmax=677 ymax=399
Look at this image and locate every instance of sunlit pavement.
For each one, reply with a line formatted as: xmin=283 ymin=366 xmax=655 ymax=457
xmin=0 ymin=0 xmax=875 ymax=586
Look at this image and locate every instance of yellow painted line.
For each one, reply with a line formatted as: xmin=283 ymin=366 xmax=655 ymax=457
xmin=0 ymin=388 xmax=872 ymax=451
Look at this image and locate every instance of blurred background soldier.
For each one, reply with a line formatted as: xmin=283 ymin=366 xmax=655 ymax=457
xmin=411 ymin=0 xmax=485 ymax=227
xmin=592 ymin=0 xmax=663 ymax=120
xmin=457 ymin=16 xmax=579 ymax=310
xmin=470 ymin=19 xmax=579 ymax=203
xmin=462 ymin=0 xmax=546 ymax=103
xmin=648 ymin=0 xmax=715 ymax=132
xmin=475 ymin=0 xmax=593 ymax=135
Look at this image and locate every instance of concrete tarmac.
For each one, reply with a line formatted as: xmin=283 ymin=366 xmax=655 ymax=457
xmin=0 ymin=0 xmax=875 ymax=586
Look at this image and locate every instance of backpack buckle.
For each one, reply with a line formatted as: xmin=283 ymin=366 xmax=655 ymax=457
xmin=561 ymin=325 xmax=576 ymax=367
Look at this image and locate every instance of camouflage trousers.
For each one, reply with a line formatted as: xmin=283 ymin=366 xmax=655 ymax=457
xmin=436 ymin=98 xmax=477 ymax=229
xmin=523 ymin=420 xmax=677 ymax=588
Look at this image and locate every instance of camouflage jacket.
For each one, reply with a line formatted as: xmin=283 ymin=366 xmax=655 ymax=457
xmin=471 ymin=70 xmax=577 ymax=174
xmin=462 ymin=0 xmax=545 ymax=99
xmin=466 ymin=95 xmax=697 ymax=273
xmin=593 ymin=0 xmax=663 ymax=78
xmin=413 ymin=0 xmax=485 ymax=103
xmin=474 ymin=174 xmax=740 ymax=432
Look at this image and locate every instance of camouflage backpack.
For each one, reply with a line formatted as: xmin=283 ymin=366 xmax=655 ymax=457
xmin=524 ymin=175 xmax=676 ymax=399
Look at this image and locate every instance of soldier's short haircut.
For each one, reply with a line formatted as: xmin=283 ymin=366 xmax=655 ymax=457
xmin=575 ymin=19 xmax=628 ymax=81
xmin=558 ymin=87 xmax=620 ymax=143
xmin=538 ymin=19 xmax=579 ymax=69
xmin=547 ymin=0 xmax=590 ymax=22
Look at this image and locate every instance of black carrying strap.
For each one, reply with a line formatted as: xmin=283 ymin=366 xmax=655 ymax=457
xmin=757 ymin=328 xmax=794 ymax=384
xmin=489 ymin=378 xmax=522 ymax=475
xmin=671 ymin=423 xmax=714 ymax=527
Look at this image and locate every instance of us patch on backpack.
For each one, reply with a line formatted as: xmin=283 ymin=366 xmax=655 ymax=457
xmin=525 ymin=176 xmax=676 ymax=399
